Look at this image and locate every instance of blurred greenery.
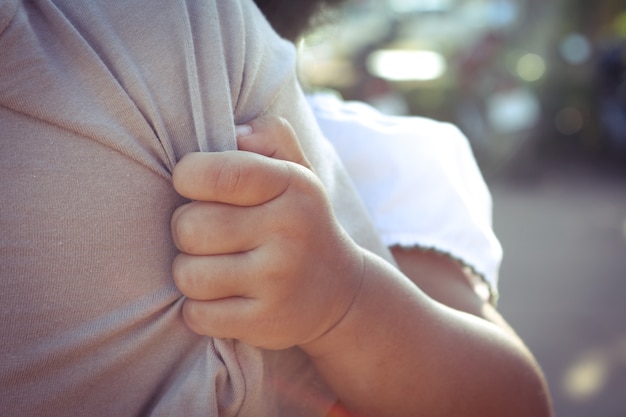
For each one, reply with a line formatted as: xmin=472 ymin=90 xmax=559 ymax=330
xmin=299 ymin=0 xmax=626 ymax=174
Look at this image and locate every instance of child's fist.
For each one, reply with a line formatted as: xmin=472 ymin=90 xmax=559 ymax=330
xmin=171 ymin=116 xmax=364 ymax=350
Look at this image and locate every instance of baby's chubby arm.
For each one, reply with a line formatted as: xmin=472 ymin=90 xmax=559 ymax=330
xmin=170 ymin=116 xmax=552 ymax=417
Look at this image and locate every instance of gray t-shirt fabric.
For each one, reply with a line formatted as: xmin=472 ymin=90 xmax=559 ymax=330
xmin=0 ymin=1 xmax=391 ymax=415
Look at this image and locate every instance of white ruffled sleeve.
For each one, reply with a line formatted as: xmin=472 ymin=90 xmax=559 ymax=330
xmin=307 ymin=92 xmax=502 ymax=301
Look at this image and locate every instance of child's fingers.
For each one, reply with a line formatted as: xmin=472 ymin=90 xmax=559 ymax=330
xmin=181 ymin=296 xmax=258 ymax=341
xmin=171 ymin=201 xmax=266 ymax=255
xmin=172 ymin=116 xmax=314 ymax=205
xmin=172 ymin=252 xmax=258 ymax=300
xmin=180 ymin=292 xmax=307 ymax=350
xmin=236 ymin=116 xmax=313 ymax=170
xmin=173 ymin=151 xmax=297 ymax=206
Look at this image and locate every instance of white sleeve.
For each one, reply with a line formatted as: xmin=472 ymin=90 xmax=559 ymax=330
xmin=307 ymin=92 xmax=502 ymax=300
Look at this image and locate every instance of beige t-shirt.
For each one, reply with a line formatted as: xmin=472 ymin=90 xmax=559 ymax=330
xmin=0 ymin=1 xmax=391 ymax=415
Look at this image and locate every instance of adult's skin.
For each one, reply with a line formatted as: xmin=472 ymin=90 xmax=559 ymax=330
xmin=171 ymin=116 xmax=553 ymax=417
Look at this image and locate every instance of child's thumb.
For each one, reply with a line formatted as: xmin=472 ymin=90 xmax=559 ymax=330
xmin=236 ymin=116 xmax=313 ymax=170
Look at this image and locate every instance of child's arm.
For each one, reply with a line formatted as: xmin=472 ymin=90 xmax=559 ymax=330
xmin=171 ymin=116 xmax=552 ymax=417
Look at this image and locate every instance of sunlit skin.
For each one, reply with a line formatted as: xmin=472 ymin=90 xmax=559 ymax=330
xmin=171 ymin=116 xmax=553 ymax=417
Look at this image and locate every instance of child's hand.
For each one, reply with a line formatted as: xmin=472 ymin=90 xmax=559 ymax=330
xmin=171 ymin=116 xmax=364 ymax=350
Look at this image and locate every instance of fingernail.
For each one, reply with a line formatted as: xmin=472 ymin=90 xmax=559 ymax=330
xmin=235 ymin=124 xmax=253 ymax=137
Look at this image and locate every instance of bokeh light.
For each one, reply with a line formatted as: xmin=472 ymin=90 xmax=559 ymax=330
xmin=559 ymin=33 xmax=592 ymax=66
xmin=516 ymin=53 xmax=546 ymax=82
xmin=366 ymin=49 xmax=447 ymax=81
xmin=388 ymin=0 xmax=453 ymax=13
xmin=555 ymin=107 xmax=584 ymax=135
xmin=563 ymin=350 xmax=610 ymax=402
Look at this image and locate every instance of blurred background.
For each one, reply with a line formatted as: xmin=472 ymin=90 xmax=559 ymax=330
xmin=298 ymin=0 xmax=626 ymax=415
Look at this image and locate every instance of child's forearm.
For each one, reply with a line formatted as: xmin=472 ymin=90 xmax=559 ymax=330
xmin=300 ymin=250 xmax=553 ymax=417
xmin=171 ymin=116 xmax=552 ymax=416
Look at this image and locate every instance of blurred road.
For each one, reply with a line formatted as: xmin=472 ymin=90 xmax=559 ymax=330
xmin=489 ymin=159 xmax=626 ymax=417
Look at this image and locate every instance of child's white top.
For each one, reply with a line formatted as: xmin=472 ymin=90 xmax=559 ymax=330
xmin=308 ymin=92 xmax=502 ymax=301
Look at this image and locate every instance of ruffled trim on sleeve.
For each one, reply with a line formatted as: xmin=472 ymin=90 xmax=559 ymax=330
xmin=391 ymin=244 xmax=499 ymax=306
